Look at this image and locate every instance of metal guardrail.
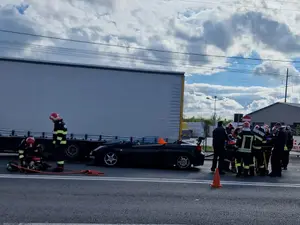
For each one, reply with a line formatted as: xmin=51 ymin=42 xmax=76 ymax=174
xmin=0 ymin=129 xmax=168 ymax=144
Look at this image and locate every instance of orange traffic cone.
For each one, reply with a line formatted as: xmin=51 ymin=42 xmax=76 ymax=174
xmin=210 ymin=168 xmax=222 ymax=188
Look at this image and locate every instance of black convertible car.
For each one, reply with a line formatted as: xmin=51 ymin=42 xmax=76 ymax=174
xmin=89 ymin=140 xmax=205 ymax=170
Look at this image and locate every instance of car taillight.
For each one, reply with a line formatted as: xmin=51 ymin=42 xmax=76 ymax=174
xmin=196 ymin=145 xmax=202 ymax=152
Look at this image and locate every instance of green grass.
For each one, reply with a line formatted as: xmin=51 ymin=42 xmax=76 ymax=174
xmin=203 ymin=145 xmax=213 ymax=152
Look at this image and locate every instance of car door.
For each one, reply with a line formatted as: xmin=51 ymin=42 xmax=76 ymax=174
xmin=130 ymin=144 xmax=162 ymax=166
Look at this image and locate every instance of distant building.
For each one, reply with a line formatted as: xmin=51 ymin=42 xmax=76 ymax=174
xmin=248 ymin=102 xmax=300 ymax=128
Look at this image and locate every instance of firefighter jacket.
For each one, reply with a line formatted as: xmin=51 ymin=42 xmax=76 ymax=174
xmin=18 ymin=139 xmax=42 ymax=160
xmin=52 ymin=120 xmax=68 ymax=146
xmin=252 ymin=127 xmax=266 ymax=152
xmin=236 ymin=128 xmax=254 ymax=153
xmin=262 ymin=134 xmax=273 ymax=152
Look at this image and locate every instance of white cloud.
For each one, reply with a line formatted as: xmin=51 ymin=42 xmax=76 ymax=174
xmin=184 ymin=82 xmax=300 ymax=119
xmin=1 ymin=0 xmax=300 ymax=120
xmin=254 ymin=61 xmax=300 ymax=84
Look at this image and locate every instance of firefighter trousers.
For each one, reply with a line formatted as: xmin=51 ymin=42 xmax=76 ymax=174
xmin=255 ymin=151 xmax=267 ymax=176
xmin=235 ymin=152 xmax=255 ymax=176
xmin=53 ymin=145 xmax=65 ymax=171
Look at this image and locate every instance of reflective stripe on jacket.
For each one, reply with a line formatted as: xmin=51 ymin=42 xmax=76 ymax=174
xmin=53 ymin=120 xmax=68 ymax=145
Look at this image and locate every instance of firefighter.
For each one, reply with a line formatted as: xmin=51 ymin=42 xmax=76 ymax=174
xmin=235 ymin=121 xmax=255 ymax=177
xmin=18 ymin=136 xmax=42 ymax=168
xmin=269 ymin=123 xmax=286 ymax=177
xmin=226 ymin=123 xmax=234 ymax=135
xmin=49 ymin=112 xmax=67 ymax=172
xmin=282 ymin=126 xmax=293 ymax=170
xmin=232 ymin=127 xmax=241 ymax=139
xmin=252 ymin=125 xmax=267 ymax=176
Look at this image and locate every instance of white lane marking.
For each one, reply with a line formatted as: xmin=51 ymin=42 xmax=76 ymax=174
xmin=3 ymin=224 xmax=185 ymax=225
xmin=1 ymin=174 xmax=300 ymax=188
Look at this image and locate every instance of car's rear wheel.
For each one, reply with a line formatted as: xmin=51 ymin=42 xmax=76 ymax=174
xmin=103 ymin=152 xmax=118 ymax=167
xmin=176 ymin=155 xmax=191 ymax=169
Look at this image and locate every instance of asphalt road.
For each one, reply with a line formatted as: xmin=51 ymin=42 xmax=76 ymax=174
xmin=1 ymin=176 xmax=300 ymax=224
xmin=1 ymin=155 xmax=300 ymax=183
xmin=0 ymin=156 xmax=300 ymax=224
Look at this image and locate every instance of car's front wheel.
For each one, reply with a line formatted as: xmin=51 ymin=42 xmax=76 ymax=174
xmin=176 ymin=155 xmax=191 ymax=169
xmin=103 ymin=152 xmax=118 ymax=167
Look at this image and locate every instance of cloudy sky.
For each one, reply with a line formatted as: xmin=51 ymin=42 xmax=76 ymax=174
xmin=1 ymin=0 xmax=300 ymax=119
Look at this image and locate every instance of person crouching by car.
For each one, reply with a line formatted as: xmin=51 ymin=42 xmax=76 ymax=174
xmin=18 ymin=137 xmax=42 ymax=169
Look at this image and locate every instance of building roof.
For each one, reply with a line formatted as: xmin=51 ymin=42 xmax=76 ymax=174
xmin=248 ymin=102 xmax=300 ymax=116
xmin=0 ymin=57 xmax=185 ymax=76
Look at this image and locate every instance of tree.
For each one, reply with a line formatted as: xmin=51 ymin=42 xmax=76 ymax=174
xmin=183 ymin=116 xmax=232 ymax=125
xmin=183 ymin=116 xmax=233 ymax=138
xmin=295 ymin=124 xmax=300 ymax=136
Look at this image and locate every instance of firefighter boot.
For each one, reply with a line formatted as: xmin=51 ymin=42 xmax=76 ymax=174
xmin=259 ymin=167 xmax=266 ymax=176
xmin=52 ymin=165 xmax=64 ymax=172
xmin=236 ymin=166 xmax=242 ymax=177
xmin=243 ymin=169 xmax=249 ymax=177
xmin=249 ymin=167 xmax=255 ymax=177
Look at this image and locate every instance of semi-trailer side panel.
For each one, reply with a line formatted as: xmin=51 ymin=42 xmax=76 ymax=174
xmin=0 ymin=57 xmax=184 ymax=158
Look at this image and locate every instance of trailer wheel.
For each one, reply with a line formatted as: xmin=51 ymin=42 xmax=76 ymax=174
xmin=65 ymin=144 xmax=80 ymax=159
xmin=37 ymin=144 xmax=45 ymax=152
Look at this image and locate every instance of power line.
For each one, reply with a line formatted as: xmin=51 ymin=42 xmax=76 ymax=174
xmin=0 ymin=29 xmax=298 ymax=64
xmin=0 ymin=40 xmax=294 ymax=77
xmin=0 ymin=40 xmax=269 ymax=67
xmin=165 ymin=0 xmax=300 ymax=12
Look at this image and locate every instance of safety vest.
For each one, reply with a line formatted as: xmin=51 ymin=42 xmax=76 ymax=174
xmin=53 ymin=120 xmax=68 ymax=145
xmin=236 ymin=129 xmax=254 ymax=153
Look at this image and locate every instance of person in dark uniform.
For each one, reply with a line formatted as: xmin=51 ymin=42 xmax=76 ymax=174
xmin=211 ymin=121 xmax=228 ymax=175
xmin=252 ymin=125 xmax=266 ymax=176
xmin=269 ymin=123 xmax=286 ymax=177
xmin=235 ymin=122 xmax=255 ymax=177
xmin=262 ymin=125 xmax=273 ymax=174
xmin=49 ymin=112 xmax=68 ymax=172
xmin=282 ymin=126 xmax=293 ymax=170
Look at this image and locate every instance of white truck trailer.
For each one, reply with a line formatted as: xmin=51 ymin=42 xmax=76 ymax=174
xmin=0 ymin=57 xmax=185 ymax=159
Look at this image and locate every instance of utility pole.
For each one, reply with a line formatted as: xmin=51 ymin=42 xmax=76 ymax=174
xmin=213 ymin=96 xmax=217 ymax=126
xmin=284 ymin=68 xmax=289 ymax=103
